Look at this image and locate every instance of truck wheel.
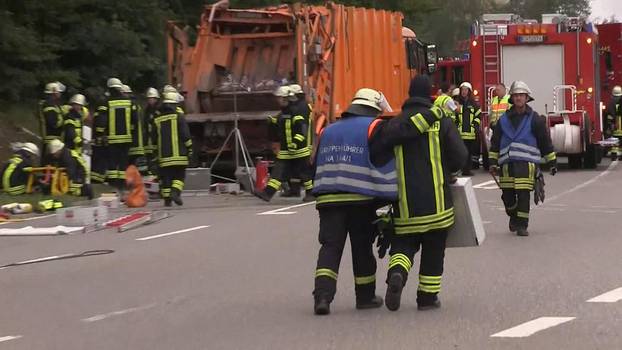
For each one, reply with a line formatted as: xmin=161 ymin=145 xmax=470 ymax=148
xmin=583 ymin=144 xmax=599 ymax=169
xmin=568 ymin=154 xmax=583 ymax=169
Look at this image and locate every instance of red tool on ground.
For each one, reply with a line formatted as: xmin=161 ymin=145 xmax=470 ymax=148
xmin=105 ymin=212 xmax=151 ymax=232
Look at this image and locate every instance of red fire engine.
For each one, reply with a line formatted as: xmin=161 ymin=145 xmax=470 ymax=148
xmin=470 ymin=14 xmax=602 ymax=168
xmin=432 ymin=58 xmax=470 ymax=93
xmin=597 ymin=23 xmax=622 ymax=108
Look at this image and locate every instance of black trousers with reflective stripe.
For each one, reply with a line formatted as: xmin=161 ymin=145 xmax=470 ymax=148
xmin=502 ymin=189 xmax=531 ymax=228
xmin=107 ymin=144 xmax=130 ymax=188
xmin=462 ymin=139 xmax=479 ymax=172
xmin=314 ymin=204 xmax=377 ymax=303
xmin=387 ymin=230 xmax=448 ymax=305
xmin=159 ymin=166 xmax=185 ymax=199
xmin=265 ymin=157 xmax=313 ymax=197
xmin=91 ymin=146 xmax=108 ymax=183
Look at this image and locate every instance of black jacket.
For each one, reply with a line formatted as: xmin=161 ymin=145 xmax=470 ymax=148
xmin=369 ymin=97 xmax=468 ymax=234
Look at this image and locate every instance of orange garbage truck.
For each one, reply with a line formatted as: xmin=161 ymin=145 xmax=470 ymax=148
xmin=167 ymin=1 xmax=438 ymax=170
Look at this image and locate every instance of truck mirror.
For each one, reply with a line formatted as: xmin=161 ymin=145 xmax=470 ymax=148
xmin=426 ymin=44 xmax=438 ymax=73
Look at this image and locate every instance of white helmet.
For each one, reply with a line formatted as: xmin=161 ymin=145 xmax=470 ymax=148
xmin=163 ymin=84 xmax=178 ymax=93
xmin=452 ymin=88 xmax=460 ymax=97
xmin=613 ymin=86 xmax=622 ymax=97
xmin=459 ymin=82 xmax=473 ymax=91
xmin=162 ymin=91 xmax=178 ymax=104
xmin=107 ymin=77 xmax=123 ymax=89
xmin=273 ymin=86 xmax=292 ymax=97
xmin=509 ymin=80 xmax=534 ymax=102
xmin=47 ymin=139 xmax=65 ymax=154
xmin=289 ymin=84 xmax=303 ymax=95
xmin=20 ymin=143 xmax=40 ymax=157
xmin=351 ymin=88 xmax=384 ymax=111
xmin=55 ymin=81 xmax=66 ymax=93
xmin=146 ymin=87 xmax=160 ymax=99
xmin=44 ymin=82 xmax=61 ymax=94
xmin=69 ymin=94 xmax=86 ymax=106
xmin=176 ymin=93 xmax=185 ymax=103
xmin=121 ymin=84 xmax=133 ymax=93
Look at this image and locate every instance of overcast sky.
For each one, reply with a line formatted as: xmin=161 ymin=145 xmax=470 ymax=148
xmin=590 ymin=0 xmax=622 ymax=21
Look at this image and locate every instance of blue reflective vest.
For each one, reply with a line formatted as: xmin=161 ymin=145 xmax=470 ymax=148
xmin=499 ymin=111 xmax=541 ymax=164
xmin=313 ymin=116 xmax=398 ymax=200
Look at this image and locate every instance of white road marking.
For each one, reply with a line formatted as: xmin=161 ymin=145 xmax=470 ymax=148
xmin=0 ymin=214 xmax=56 ymax=226
xmin=0 ymin=335 xmax=22 ymax=343
xmin=579 ymin=209 xmax=617 ymax=214
xmin=257 ymin=201 xmax=316 ymax=215
xmin=483 ymin=221 xmax=493 ymax=224
xmin=491 ymin=317 xmax=575 ymax=338
xmin=473 ymin=180 xmax=499 ymax=189
xmin=587 ymin=287 xmax=622 ymax=303
xmin=136 ymin=225 xmax=210 ymax=241
xmin=82 ymin=303 xmax=157 ymax=322
xmin=546 ymin=160 xmax=618 ymax=203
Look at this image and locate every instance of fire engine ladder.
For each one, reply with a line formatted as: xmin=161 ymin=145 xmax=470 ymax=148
xmin=481 ymin=24 xmax=502 ymax=113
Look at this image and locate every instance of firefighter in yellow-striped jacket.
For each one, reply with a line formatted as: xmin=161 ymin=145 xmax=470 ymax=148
xmin=153 ymin=91 xmax=193 ymax=207
xmin=1 ymin=143 xmax=39 ymax=196
xmin=255 ymin=86 xmax=314 ymax=202
xmin=63 ymin=94 xmax=89 ymax=154
xmin=369 ymin=75 xmax=468 ymax=312
xmin=39 ymin=82 xmax=66 ymax=165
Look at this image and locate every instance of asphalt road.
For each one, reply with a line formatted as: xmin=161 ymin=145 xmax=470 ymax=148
xmin=1 ymin=159 xmax=622 ymax=349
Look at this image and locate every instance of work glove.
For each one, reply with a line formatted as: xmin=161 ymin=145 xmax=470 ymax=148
xmin=373 ymin=212 xmax=394 ymax=259
xmin=489 ymin=165 xmax=499 ymax=176
xmin=534 ymin=172 xmax=546 ymax=205
xmin=549 ymin=167 xmax=557 ymax=176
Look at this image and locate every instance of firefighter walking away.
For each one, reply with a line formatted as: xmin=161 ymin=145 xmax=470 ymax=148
xmin=369 ymin=75 xmax=468 ymax=312
xmin=311 ymin=88 xmax=396 ymax=315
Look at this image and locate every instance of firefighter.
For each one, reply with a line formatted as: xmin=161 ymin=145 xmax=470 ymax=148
xmin=489 ymin=84 xmax=511 ymax=128
xmin=39 ymin=82 xmax=66 ymax=165
xmin=1 ymin=143 xmax=39 ymax=196
xmin=457 ymin=82 xmax=482 ymax=175
xmin=369 ymin=75 xmax=468 ymax=312
xmin=144 ymin=88 xmax=160 ymax=175
xmin=433 ymin=82 xmax=459 ymax=120
xmin=282 ymin=83 xmax=313 ymax=197
xmin=255 ymin=86 xmax=314 ymax=202
xmin=153 ymin=91 xmax=193 ymax=207
xmin=47 ymin=139 xmax=93 ymax=199
xmin=605 ymin=85 xmax=622 ymax=159
xmin=489 ymin=81 xmax=557 ymax=237
xmin=122 ymin=85 xmax=147 ymax=173
xmin=63 ymin=94 xmax=88 ymax=153
xmin=312 ymin=88 xmax=396 ymax=315
xmin=95 ymin=78 xmax=137 ymax=192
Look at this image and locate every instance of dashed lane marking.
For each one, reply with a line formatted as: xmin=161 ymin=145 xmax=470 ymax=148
xmin=136 ymin=225 xmax=210 ymax=241
xmin=0 ymin=335 xmax=22 ymax=343
xmin=587 ymin=287 xmax=622 ymax=303
xmin=82 ymin=303 xmax=157 ymax=322
xmin=257 ymin=201 xmax=316 ymax=215
xmin=546 ymin=160 xmax=618 ymax=203
xmin=491 ymin=317 xmax=576 ymax=338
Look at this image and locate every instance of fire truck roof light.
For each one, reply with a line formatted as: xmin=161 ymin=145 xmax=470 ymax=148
xmin=587 ymin=38 xmax=593 ymax=44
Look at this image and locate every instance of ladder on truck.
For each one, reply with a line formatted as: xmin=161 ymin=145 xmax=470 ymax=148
xmin=481 ymin=24 xmax=503 ymax=118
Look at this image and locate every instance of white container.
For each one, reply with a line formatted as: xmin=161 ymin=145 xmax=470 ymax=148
xmin=447 ymin=177 xmax=486 ymax=248
xmin=56 ymin=206 xmax=109 ymax=226
xmin=98 ymin=196 xmax=120 ymax=209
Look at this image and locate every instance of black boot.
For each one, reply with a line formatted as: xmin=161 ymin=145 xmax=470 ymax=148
xmin=517 ymin=227 xmax=529 ymax=236
xmin=314 ymin=297 xmax=330 ymax=315
xmin=509 ymin=216 xmax=518 ymax=232
xmin=302 ymin=190 xmax=315 ymax=203
xmin=417 ymin=298 xmax=441 ymax=311
xmin=385 ymin=273 xmax=404 ymax=311
xmin=82 ymin=184 xmax=94 ymax=200
xmin=164 ymin=198 xmax=172 ymax=207
xmin=356 ymin=295 xmax=383 ymax=310
xmin=254 ymin=190 xmax=272 ymax=202
xmin=172 ymin=190 xmax=183 ymax=206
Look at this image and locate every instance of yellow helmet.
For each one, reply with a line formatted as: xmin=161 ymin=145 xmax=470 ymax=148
xmin=146 ymin=87 xmax=160 ymax=99
xmin=69 ymin=94 xmax=86 ymax=106
xmin=47 ymin=139 xmax=65 ymax=154
xmin=162 ymin=91 xmax=178 ymax=104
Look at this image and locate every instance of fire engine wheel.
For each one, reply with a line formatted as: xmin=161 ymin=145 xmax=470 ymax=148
xmin=581 ymin=114 xmax=600 ymax=169
xmin=568 ymin=155 xmax=583 ymax=169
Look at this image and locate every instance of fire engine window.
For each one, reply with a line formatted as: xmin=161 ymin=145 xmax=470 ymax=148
xmin=604 ymin=52 xmax=613 ymax=72
xmin=440 ymin=67 xmax=448 ymax=84
xmin=405 ymin=39 xmax=418 ymax=70
xmin=453 ymin=67 xmax=464 ymax=85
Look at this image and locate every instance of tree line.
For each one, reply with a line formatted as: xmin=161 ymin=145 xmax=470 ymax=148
xmin=0 ymin=0 xmax=589 ymax=104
